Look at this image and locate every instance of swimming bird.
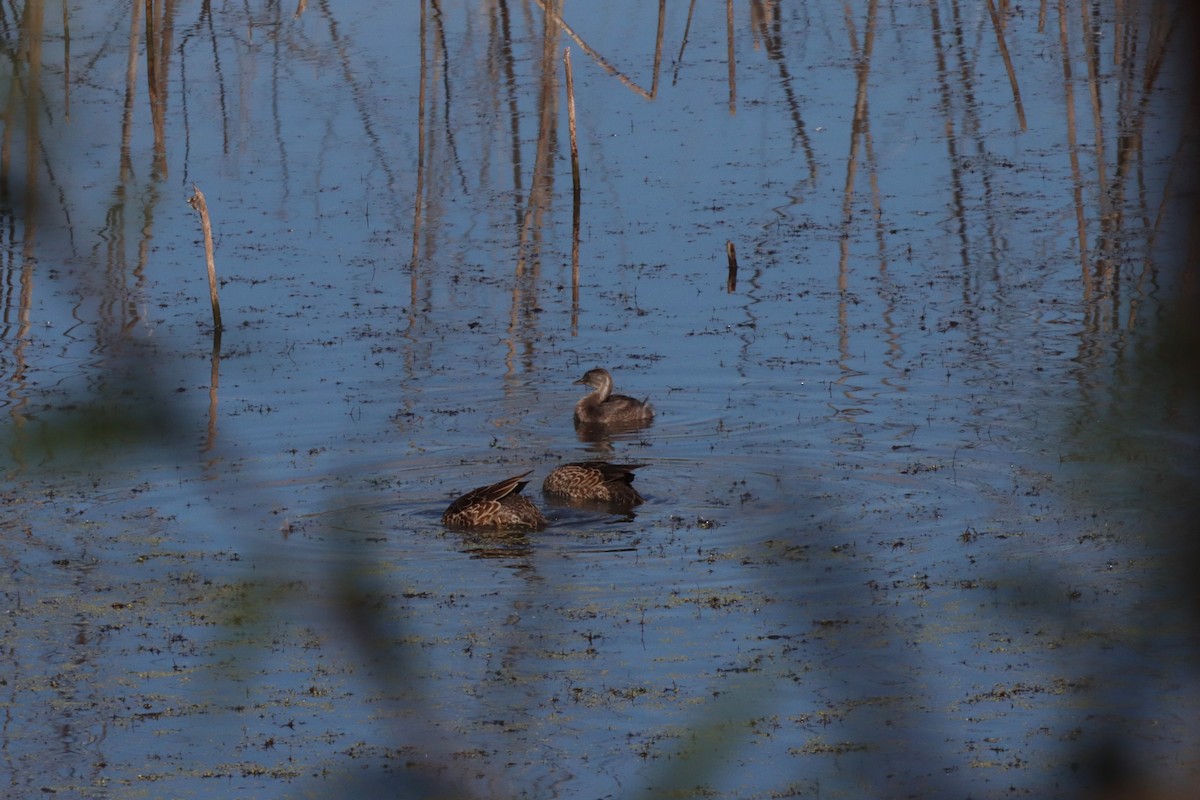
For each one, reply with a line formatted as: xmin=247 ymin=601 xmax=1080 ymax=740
xmin=543 ymin=461 xmax=645 ymax=506
xmin=572 ymin=368 xmax=655 ymax=426
xmin=441 ymin=471 xmax=547 ymax=531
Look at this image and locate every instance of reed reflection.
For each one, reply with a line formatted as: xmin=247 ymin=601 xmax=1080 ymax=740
xmin=2 ymin=2 xmax=44 ymax=432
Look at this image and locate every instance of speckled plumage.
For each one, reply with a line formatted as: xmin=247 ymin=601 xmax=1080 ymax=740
xmin=573 ymin=368 xmax=655 ymax=426
xmin=441 ymin=471 xmax=547 ymax=531
xmin=543 ymin=461 xmax=645 ymax=506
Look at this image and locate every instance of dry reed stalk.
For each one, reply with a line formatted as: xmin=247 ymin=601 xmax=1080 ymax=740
xmin=673 ymin=0 xmax=699 ymax=85
xmin=650 ymin=0 xmax=665 ymax=98
xmin=725 ymin=240 xmax=738 ymax=293
xmin=535 ymin=0 xmax=654 ymax=99
xmin=564 ymin=47 xmax=580 ymax=203
xmin=187 ymin=185 xmax=224 ymax=332
xmin=986 ymin=0 xmax=1027 ymax=131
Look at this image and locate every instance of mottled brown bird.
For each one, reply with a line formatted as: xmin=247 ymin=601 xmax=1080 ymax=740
xmin=572 ymin=368 xmax=655 ymax=426
xmin=543 ymin=461 xmax=645 ymax=507
xmin=441 ymin=471 xmax=546 ymax=531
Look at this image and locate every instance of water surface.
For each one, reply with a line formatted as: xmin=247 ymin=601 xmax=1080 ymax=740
xmin=2 ymin=2 xmax=1197 ymax=798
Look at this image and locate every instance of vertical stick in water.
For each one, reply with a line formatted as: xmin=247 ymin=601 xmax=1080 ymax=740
xmin=187 ymin=185 xmax=224 ymax=333
xmin=564 ymin=47 xmax=581 ymax=204
xmin=726 ymin=240 xmax=738 ymax=293
xmin=986 ymin=0 xmax=1027 ymax=131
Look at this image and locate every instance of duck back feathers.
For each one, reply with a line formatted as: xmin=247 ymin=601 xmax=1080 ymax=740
xmin=442 ymin=471 xmax=547 ymax=531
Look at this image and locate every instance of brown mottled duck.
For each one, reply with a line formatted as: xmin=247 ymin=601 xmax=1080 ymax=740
xmin=441 ymin=471 xmax=547 ymax=531
xmin=543 ymin=461 xmax=645 ymax=507
xmin=572 ymin=368 xmax=655 ymax=426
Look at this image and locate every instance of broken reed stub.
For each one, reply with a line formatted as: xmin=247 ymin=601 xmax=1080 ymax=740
xmin=187 ymin=185 xmax=224 ymax=332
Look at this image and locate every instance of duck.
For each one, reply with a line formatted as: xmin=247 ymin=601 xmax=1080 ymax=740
xmin=572 ymin=368 xmax=655 ymax=426
xmin=543 ymin=461 xmax=645 ymax=506
xmin=441 ymin=470 xmax=547 ymax=531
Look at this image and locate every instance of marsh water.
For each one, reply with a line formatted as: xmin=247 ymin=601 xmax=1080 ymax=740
xmin=2 ymin=2 xmax=1198 ymax=798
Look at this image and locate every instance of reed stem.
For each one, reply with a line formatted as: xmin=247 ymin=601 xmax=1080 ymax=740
xmin=987 ymin=0 xmax=1027 ymax=130
xmin=564 ymin=47 xmax=580 ymax=204
xmin=187 ymin=185 xmax=224 ymax=332
xmin=726 ymin=240 xmax=738 ymax=292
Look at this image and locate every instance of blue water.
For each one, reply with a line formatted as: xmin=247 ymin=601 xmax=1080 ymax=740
xmin=2 ymin=2 xmax=1195 ymax=798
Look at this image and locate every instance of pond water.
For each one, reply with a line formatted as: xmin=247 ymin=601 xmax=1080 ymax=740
xmin=2 ymin=1 xmax=1198 ymax=798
